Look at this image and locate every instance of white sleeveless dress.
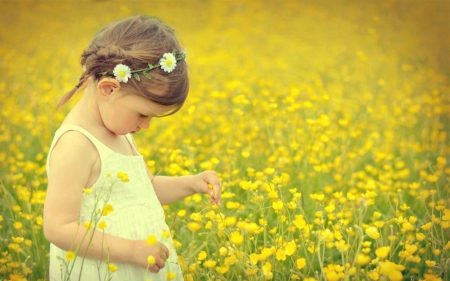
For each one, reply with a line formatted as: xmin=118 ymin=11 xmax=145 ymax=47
xmin=47 ymin=125 xmax=183 ymax=281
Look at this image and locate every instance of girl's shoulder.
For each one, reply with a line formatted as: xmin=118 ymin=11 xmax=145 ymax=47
xmin=47 ymin=128 xmax=99 ymax=176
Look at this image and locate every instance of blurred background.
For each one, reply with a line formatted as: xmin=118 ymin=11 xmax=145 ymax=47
xmin=0 ymin=0 xmax=449 ymax=280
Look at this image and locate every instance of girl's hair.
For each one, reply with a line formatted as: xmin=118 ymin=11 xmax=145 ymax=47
xmin=58 ymin=15 xmax=189 ymax=115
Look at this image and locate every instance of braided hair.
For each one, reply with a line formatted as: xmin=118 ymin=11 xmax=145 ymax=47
xmin=58 ymin=15 xmax=189 ymax=113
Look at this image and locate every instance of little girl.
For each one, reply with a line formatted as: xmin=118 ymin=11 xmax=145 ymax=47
xmin=43 ymin=15 xmax=221 ymax=281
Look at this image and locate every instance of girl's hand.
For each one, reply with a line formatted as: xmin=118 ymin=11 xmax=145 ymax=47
xmin=130 ymin=240 xmax=169 ymax=272
xmin=191 ymin=170 xmax=222 ymax=206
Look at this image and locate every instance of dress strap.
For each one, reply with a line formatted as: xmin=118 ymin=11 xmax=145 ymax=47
xmin=124 ymin=133 xmax=141 ymax=155
xmin=46 ymin=125 xmax=113 ymax=172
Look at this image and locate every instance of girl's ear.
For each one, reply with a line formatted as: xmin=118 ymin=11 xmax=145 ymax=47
xmin=96 ymin=78 xmax=121 ymax=100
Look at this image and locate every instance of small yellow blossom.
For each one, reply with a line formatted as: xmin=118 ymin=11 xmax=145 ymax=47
xmin=203 ymin=259 xmax=217 ymax=269
xmin=117 ymin=172 xmax=130 ymax=182
xmin=296 ymin=258 xmax=306 ymax=269
xmin=356 ymin=253 xmax=371 ymax=266
xmin=375 ymin=246 xmax=390 ymax=259
xmin=66 ymin=251 xmax=76 ymax=261
xmin=285 ymin=240 xmax=297 ymax=255
xmin=83 ymin=188 xmax=93 ymax=194
xmin=198 ymin=251 xmax=207 ymax=261
xmin=420 ymin=222 xmax=433 ymax=230
xmin=177 ymin=210 xmax=186 ymax=217
xmin=275 ymin=248 xmax=286 ymax=261
xmin=13 ymin=221 xmax=22 ymax=230
xmin=98 ymin=221 xmax=107 ymax=230
xmin=219 ymin=247 xmax=228 ymax=256
xmin=146 ymin=235 xmax=157 ymax=245
xmin=444 ymin=241 xmax=450 ymax=250
xmin=11 ymin=237 xmax=24 ymax=244
xmin=230 ymin=231 xmax=244 ymax=246
xmin=416 ymin=232 xmax=425 ymax=241
xmin=187 ymin=222 xmax=201 ymax=232
xmin=190 ymin=212 xmax=202 ymax=222
xmin=147 ymin=255 xmax=156 ymax=265
xmin=101 ymin=204 xmax=114 ymax=216
xmin=365 ymin=226 xmax=380 ymax=239
xmin=166 ymin=271 xmax=176 ymax=280
xmin=161 ymin=229 xmax=171 ymax=238
xmin=107 ymin=263 xmax=118 ymax=272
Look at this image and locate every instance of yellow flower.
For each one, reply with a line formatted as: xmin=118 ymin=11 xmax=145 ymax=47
xmin=165 ymin=271 xmax=176 ymax=280
xmin=325 ymin=271 xmax=340 ymax=281
xmin=13 ymin=221 xmax=22 ymax=230
xmin=66 ymin=251 xmax=75 ymax=261
xmin=203 ymin=259 xmax=217 ymax=269
xmin=379 ymin=261 xmax=404 ymax=281
xmin=11 ymin=237 xmax=24 ymax=244
xmin=296 ymin=258 xmax=306 ymax=269
xmin=187 ymin=222 xmax=201 ymax=232
xmin=367 ymin=270 xmax=379 ymax=280
xmin=190 ymin=212 xmax=203 ymax=222
xmin=198 ymin=251 xmax=207 ymax=261
xmin=147 ymin=255 xmax=156 ymax=265
xmin=375 ymin=246 xmax=390 ymax=259
xmin=421 ymin=222 xmax=432 ymax=231
xmin=230 ymin=231 xmax=244 ymax=246
xmin=161 ymin=229 xmax=171 ymax=238
xmin=275 ymin=248 xmax=286 ymax=261
xmin=219 ymin=247 xmax=228 ymax=256
xmin=83 ymin=188 xmax=93 ymax=194
xmin=374 ymin=221 xmax=385 ymax=228
xmin=365 ymin=226 xmax=380 ymax=239
xmin=177 ymin=209 xmax=186 ymax=217
xmin=285 ymin=241 xmax=297 ymax=255
xmin=444 ymin=241 xmax=450 ymax=250
xmin=101 ymin=204 xmax=114 ymax=216
xmin=416 ymin=232 xmax=425 ymax=241
xmin=356 ymin=253 xmax=371 ymax=266
xmin=98 ymin=221 xmax=107 ymax=230
xmin=146 ymin=235 xmax=157 ymax=245
xmin=272 ymin=200 xmax=284 ymax=212
xmin=84 ymin=221 xmax=93 ymax=229
xmin=262 ymin=262 xmax=273 ymax=279
xmin=107 ymin=263 xmax=118 ymax=272
xmin=216 ymin=264 xmax=230 ymax=274
xmin=335 ymin=239 xmax=350 ymax=252
xmin=117 ymin=172 xmax=130 ymax=182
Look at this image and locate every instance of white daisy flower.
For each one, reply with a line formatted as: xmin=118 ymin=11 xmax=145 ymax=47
xmin=159 ymin=53 xmax=177 ymax=73
xmin=113 ymin=64 xmax=132 ymax=83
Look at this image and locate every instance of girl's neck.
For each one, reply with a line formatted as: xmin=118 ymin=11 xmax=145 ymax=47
xmin=62 ymin=80 xmax=116 ymax=138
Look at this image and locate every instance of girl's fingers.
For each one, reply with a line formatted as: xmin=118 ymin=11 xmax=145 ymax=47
xmin=202 ymin=171 xmax=222 ymax=206
xmin=208 ymin=182 xmax=221 ymax=206
xmin=160 ymin=242 xmax=170 ymax=258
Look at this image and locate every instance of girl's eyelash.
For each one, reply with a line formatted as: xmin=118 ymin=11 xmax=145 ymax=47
xmin=139 ymin=113 xmax=148 ymax=117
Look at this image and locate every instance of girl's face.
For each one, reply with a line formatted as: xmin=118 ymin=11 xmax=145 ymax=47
xmin=100 ymin=90 xmax=174 ymax=135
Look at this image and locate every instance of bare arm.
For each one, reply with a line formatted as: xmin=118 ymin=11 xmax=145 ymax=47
xmin=131 ymin=135 xmax=222 ymax=206
xmin=43 ymin=132 xmax=167 ymax=271
xmin=147 ymin=168 xmax=222 ymax=206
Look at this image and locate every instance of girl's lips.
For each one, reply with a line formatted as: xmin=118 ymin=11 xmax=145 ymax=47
xmin=131 ymin=127 xmax=141 ymax=134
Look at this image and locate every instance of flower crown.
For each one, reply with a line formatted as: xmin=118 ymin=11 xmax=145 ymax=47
xmin=95 ymin=51 xmax=186 ymax=83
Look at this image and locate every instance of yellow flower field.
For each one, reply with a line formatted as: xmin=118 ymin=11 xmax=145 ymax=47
xmin=0 ymin=0 xmax=449 ymax=280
